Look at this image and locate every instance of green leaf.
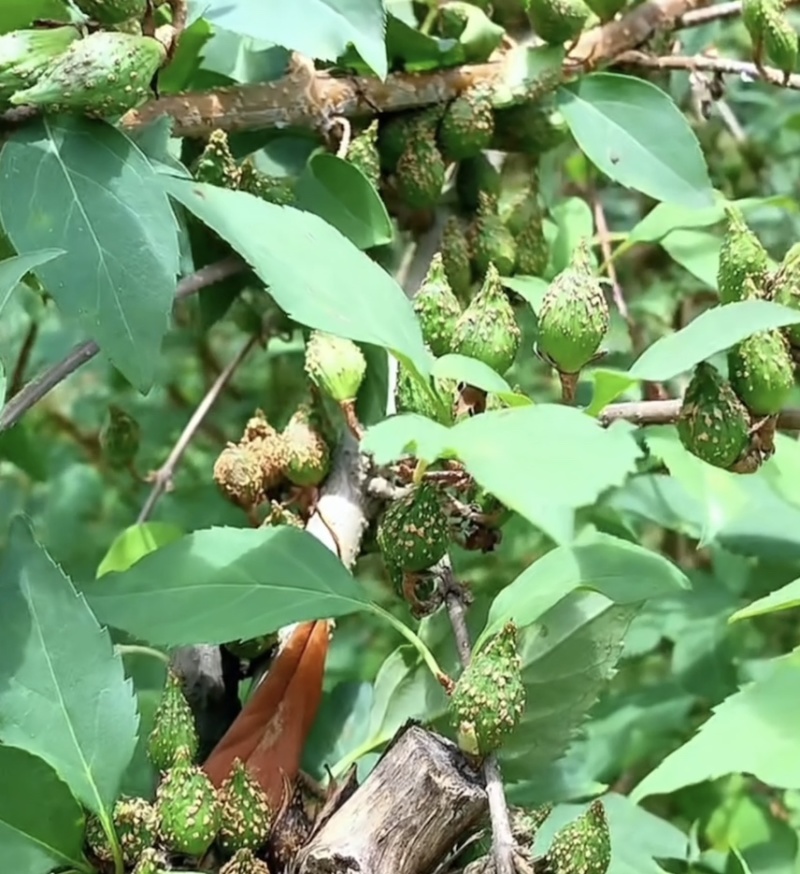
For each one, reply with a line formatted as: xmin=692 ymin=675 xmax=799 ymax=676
xmin=96 ymin=522 xmax=185 ymax=578
xmin=0 ymin=746 xmax=86 ymax=874
xmin=433 ymin=353 xmax=515 ymax=395
xmin=198 ymin=0 xmax=388 ymax=78
xmin=82 ymin=525 xmax=370 ymax=646
xmin=478 ymin=533 xmax=689 ymax=648
xmin=585 ymin=369 xmax=639 ymax=417
xmin=381 ymin=14 xmax=462 ymax=72
xmin=730 ymin=577 xmax=800 ymax=623
xmin=0 ymin=250 xmax=64 ymax=317
xmin=162 ymin=177 xmax=430 ymax=377
xmin=557 ymin=74 xmax=714 ymax=208
xmin=0 ymin=516 xmax=140 ymax=813
xmin=548 ymin=196 xmax=596 ymax=275
xmin=628 ymin=300 xmax=800 ymax=381
xmin=501 ymin=275 xmax=549 ymax=312
xmin=0 ymin=117 xmax=180 ymax=392
xmin=441 ymin=1 xmax=505 ymax=62
xmin=633 ymin=656 xmax=800 ymax=799
xmin=660 ymin=229 xmax=721 ymax=289
xmin=362 ymin=414 xmax=454 ymax=464
xmin=295 ymin=153 xmax=393 ymax=250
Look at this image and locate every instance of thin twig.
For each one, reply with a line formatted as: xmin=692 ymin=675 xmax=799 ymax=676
xmin=677 ymin=0 xmax=800 ymax=27
xmin=442 ymin=562 xmax=516 ymax=874
xmin=599 ymin=398 xmax=800 ymax=429
xmin=0 ymin=256 xmax=245 ymax=433
xmin=137 ymin=334 xmax=258 ymax=524
xmin=9 ymin=321 xmax=39 ymax=397
xmin=591 ymin=195 xmax=629 ymax=324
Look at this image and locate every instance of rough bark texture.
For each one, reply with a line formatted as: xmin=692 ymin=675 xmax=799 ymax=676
xmin=295 ymin=725 xmax=488 ymax=874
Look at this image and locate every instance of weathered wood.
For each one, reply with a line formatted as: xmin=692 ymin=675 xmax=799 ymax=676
xmin=294 ymin=726 xmax=488 ymax=874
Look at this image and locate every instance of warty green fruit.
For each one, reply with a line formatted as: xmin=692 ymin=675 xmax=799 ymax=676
xmin=156 ymin=749 xmax=221 ymax=857
xmin=451 ymin=263 xmax=521 ymax=374
xmin=514 ymin=205 xmax=549 ymax=276
xmin=441 ymin=216 xmax=473 ymax=302
xmin=742 ymin=0 xmax=785 ymax=48
xmin=378 ymin=107 xmax=441 ymax=172
xmin=304 ymin=330 xmax=367 ymax=403
xmin=764 ymin=7 xmax=798 ymax=78
xmin=526 ymin=0 xmax=591 ymax=45
xmin=147 ymin=670 xmax=200 ymax=773
xmin=100 ymin=404 xmax=141 ymax=470
xmin=0 ymin=26 xmax=81 ymax=102
xmin=436 ymin=1 xmax=506 ymax=62
xmin=394 ymin=361 xmax=457 ymax=424
xmin=395 ymin=127 xmax=447 ymax=210
xmin=376 ymin=482 xmax=450 ymax=576
xmin=728 ymin=328 xmax=794 ymax=416
xmin=85 ymin=813 xmax=113 ymax=862
xmin=492 ymin=100 xmax=566 ymax=153
xmin=132 ymin=848 xmax=168 ymax=874
xmin=193 ymin=130 xmax=242 ymax=190
xmin=113 ymin=797 xmax=160 ymax=866
xmin=283 ymin=405 xmax=331 ymax=488
xmin=450 ymin=621 xmax=525 ymax=756
xmin=438 ymin=87 xmax=495 ymax=161
xmin=218 ymin=759 xmax=272 ymax=855
xmin=455 ymin=153 xmax=502 ymax=212
xmin=220 ymin=848 xmax=271 ymax=874
xmin=10 ymin=30 xmax=167 ymax=117
xmin=74 ymin=0 xmax=148 ymax=24
xmin=676 ymin=362 xmax=750 ymax=469
xmin=238 ymin=161 xmax=296 ymax=204
xmin=770 ymin=241 xmax=800 ymax=345
xmin=413 ymin=253 xmax=463 ymax=356
xmin=503 ymin=171 xmax=541 ymax=237
xmin=717 ymin=205 xmax=769 ymax=304
xmin=345 ymin=119 xmax=381 ymax=188
xmin=548 ymin=800 xmax=611 ymax=874
xmin=213 ymin=444 xmax=266 ymax=509
xmin=470 ymin=191 xmax=517 ymax=277
xmin=537 ymin=240 xmax=609 ymax=374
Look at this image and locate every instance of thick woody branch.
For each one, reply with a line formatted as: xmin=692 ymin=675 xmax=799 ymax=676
xmin=123 ymin=0 xmax=708 ymax=139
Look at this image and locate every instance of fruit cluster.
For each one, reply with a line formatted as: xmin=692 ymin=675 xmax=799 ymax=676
xmin=0 ymin=0 xmax=176 ymax=119
xmin=678 ymin=205 xmax=799 ymax=473
xmin=84 ymin=670 xmax=273 ymax=874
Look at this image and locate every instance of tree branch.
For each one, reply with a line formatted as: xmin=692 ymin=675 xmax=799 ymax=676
xmin=598 ymin=399 xmax=800 ymax=429
xmin=0 ymin=256 xmax=245 ymax=433
xmin=677 ymin=0 xmax=800 ymax=28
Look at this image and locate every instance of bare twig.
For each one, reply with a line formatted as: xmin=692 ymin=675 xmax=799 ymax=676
xmin=677 ymin=0 xmax=800 ymax=27
xmin=9 ymin=321 xmax=39 ymax=397
xmin=617 ymin=51 xmax=800 ymax=90
xmin=137 ymin=334 xmax=258 ymax=524
xmin=599 ymin=398 xmax=800 ymax=429
xmin=0 ymin=256 xmax=245 ymax=433
xmin=591 ymin=195 xmax=629 ymax=325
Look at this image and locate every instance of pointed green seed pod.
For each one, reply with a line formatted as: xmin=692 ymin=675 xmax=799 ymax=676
xmin=395 ymin=127 xmax=446 ymax=210
xmin=764 ymin=7 xmax=798 ymax=78
xmin=526 ymin=0 xmax=590 ymax=45
xmin=441 ymin=216 xmax=473 ymax=302
xmin=450 ymin=621 xmax=526 ymax=756
xmin=100 ymin=404 xmax=141 ymax=470
xmin=439 ymin=87 xmax=495 ymax=161
xmin=304 ymin=330 xmax=367 ymax=403
xmin=548 ymin=800 xmax=611 ymax=874
xmin=470 ymin=191 xmax=517 ymax=277
xmin=717 ymin=205 xmax=769 ymax=304
xmin=451 ymin=263 xmax=521 ymax=374
xmin=132 ymin=847 xmax=168 ymax=874
xmin=515 ymin=204 xmax=549 ymax=277
xmin=220 ymin=848 xmax=271 ymax=874
xmin=729 ymin=327 xmax=794 ymax=416
xmin=75 ymin=0 xmax=148 ymax=24
xmin=377 ymin=482 xmax=450 ymax=576
xmin=413 ymin=253 xmax=463 ymax=356
xmin=238 ymin=161 xmax=296 ymax=205
xmin=10 ymin=30 xmax=167 ymax=117
xmin=537 ymin=240 xmax=609 ymax=374
xmin=677 ymin=362 xmax=750 ymax=468
xmin=742 ymin=0 xmax=785 ymax=57
xmin=148 ymin=670 xmax=200 ymax=773
xmin=218 ymin=759 xmax=272 ymax=855
xmin=346 ymin=119 xmax=381 ymax=188
xmin=0 ymin=26 xmax=81 ymax=102
xmin=770 ymin=241 xmax=800 ymax=345
xmin=114 ymin=797 xmax=160 ymax=866
xmin=156 ymin=748 xmax=221 ymax=857
xmin=283 ymin=405 xmax=331 ymax=488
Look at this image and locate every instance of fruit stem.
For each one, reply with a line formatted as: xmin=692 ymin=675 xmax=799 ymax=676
xmin=115 ymin=644 xmax=171 ymax=665
xmin=412 ymin=459 xmax=429 ymax=484
xmin=367 ymin=602 xmax=449 ymax=685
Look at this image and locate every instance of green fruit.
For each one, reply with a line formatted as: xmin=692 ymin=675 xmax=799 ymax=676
xmin=395 ymin=361 xmax=456 ymax=424
xmin=717 ymin=206 xmax=769 ymax=304
xmin=451 ymin=263 xmax=521 ymax=374
xmin=346 ymin=119 xmax=381 ymax=188
xmin=450 ymin=621 xmax=526 ymax=756
xmin=218 ymin=759 xmax=272 ymax=855
xmin=503 ymin=172 xmax=541 ymax=237
xmin=548 ymin=800 xmax=611 ymax=874
xmin=514 ymin=204 xmax=549 ymax=276
xmin=238 ymin=161 xmax=296 ymax=205
xmin=728 ymin=329 xmax=794 ymax=415
xmin=395 ymin=128 xmax=446 ymax=210
xmin=10 ymin=30 xmax=167 ymax=117
xmin=283 ymin=405 xmax=331 ymax=487
xmin=376 ymin=482 xmax=450 ymax=575
xmin=677 ymin=362 xmax=750 ymax=468
xmin=526 ymin=0 xmax=590 ymax=44
xmin=0 ymin=26 xmax=81 ymax=102
xmin=213 ymin=444 xmax=266 ymax=509
xmin=85 ymin=813 xmax=113 ymax=862
xmin=157 ymin=748 xmax=221 ymax=857
xmin=100 ymin=404 xmax=141 ymax=469
xmin=470 ymin=191 xmax=517 ymax=276
xmin=455 ymin=153 xmax=502 ymax=212
xmin=492 ymin=101 xmax=567 ymax=153
xmin=743 ymin=0 xmax=784 ymax=47
xmin=114 ymin=797 xmax=160 ymax=866
xmin=537 ymin=240 xmax=609 ymax=374
xmin=74 ymin=0 xmax=148 ymax=24
xmin=764 ymin=7 xmax=798 ymax=77
xmin=220 ymin=848 xmax=271 ymax=874
xmin=148 ymin=670 xmax=200 ymax=773
xmin=378 ymin=108 xmax=441 ymax=172
xmin=133 ymin=848 xmax=168 ymax=874
xmin=439 ymin=87 xmax=495 ymax=161
xmin=436 ymin=2 xmax=505 ymax=61
xmin=441 ymin=216 xmax=473 ymax=302
xmin=304 ymin=330 xmax=367 ymax=403
xmin=583 ymin=0 xmax=627 ymax=20
xmin=413 ymin=253 xmax=463 ymax=356
xmin=770 ymin=242 xmax=800 ymax=344
xmin=193 ymin=130 xmax=242 ymax=190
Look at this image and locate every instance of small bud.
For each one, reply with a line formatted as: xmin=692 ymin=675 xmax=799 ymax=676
xmin=469 ymin=191 xmax=517 ymax=277
xmin=304 ymin=331 xmax=367 ymax=404
xmin=717 ymin=205 xmax=769 ymax=304
xmin=547 ymin=800 xmax=611 ymax=874
xmin=413 ymin=253 xmax=463 ymax=357
xmin=345 ymin=119 xmax=381 ymax=188
xmin=283 ymin=405 xmax=331 ymax=488
xmin=218 ymin=759 xmax=272 ymax=855
xmin=147 ymin=670 xmax=199 ymax=773
xmin=193 ymin=130 xmax=242 ymax=190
